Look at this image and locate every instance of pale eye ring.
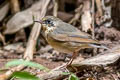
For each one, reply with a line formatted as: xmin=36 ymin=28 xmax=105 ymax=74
xmin=44 ymin=20 xmax=54 ymax=26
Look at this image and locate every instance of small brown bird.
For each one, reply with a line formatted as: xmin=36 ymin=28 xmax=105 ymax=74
xmin=35 ymin=16 xmax=108 ymax=65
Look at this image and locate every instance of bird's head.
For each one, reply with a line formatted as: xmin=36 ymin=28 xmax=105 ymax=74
xmin=34 ymin=16 xmax=62 ymax=31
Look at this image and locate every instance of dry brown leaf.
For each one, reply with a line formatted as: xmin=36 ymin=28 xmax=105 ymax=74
xmin=4 ymin=0 xmax=45 ymax=34
xmin=40 ymin=45 xmax=52 ymax=53
xmin=0 ymin=2 xmax=9 ymax=21
xmin=4 ymin=10 xmax=33 ymax=34
xmin=3 ymin=42 xmax=24 ymax=53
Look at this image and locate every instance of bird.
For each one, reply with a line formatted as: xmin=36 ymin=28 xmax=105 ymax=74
xmin=34 ymin=16 xmax=108 ymax=66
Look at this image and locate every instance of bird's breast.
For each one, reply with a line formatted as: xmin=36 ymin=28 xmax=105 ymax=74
xmin=45 ymin=32 xmax=80 ymax=53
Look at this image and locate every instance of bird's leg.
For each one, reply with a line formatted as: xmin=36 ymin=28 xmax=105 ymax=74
xmin=66 ymin=51 xmax=78 ymax=66
xmin=59 ymin=52 xmax=77 ymax=69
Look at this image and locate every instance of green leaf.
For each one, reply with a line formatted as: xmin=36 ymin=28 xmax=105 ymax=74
xmin=62 ymin=72 xmax=70 ymax=75
xmin=69 ymin=74 xmax=79 ymax=80
xmin=11 ymin=71 xmax=40 ymax=80
xmin=5 ymin=59 xmax=49 ymax=71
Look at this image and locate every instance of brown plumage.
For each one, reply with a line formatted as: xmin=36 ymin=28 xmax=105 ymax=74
xmin=35 ymin=16 xmax=108 ymax=66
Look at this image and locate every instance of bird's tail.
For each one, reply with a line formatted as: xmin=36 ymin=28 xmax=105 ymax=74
xmin=88 ymin=43 xmax=109 ymax=49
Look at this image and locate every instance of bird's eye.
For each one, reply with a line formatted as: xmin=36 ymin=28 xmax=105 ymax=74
xmin=45 ymin=20 xmax=51 ymax=24
xmin=44 ymin=19 xmax=54 ymax=26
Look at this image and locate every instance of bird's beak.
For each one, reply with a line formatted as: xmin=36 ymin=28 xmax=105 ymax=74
xmin=34 ymin=20 xmax=47 ymax=31
xmin=34 ymin=20 xmax=43 ymax=24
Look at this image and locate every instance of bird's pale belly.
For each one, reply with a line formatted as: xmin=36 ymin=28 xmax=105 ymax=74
xmin=46 ymin=36 xmax=81 ymax=54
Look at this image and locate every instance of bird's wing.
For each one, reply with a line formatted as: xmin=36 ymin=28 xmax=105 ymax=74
xmin=50 ymin=29 xmax=99 ymax=44
xmin=49 ymin=22 xmax=99 ymax=44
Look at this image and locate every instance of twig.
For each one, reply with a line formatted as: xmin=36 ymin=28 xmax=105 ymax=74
xmin=92 ymin=0 xmax=95 ymax=39
xmin=38 ymin=64 xmax=69 ymax=80
xmin=24 ymin=0 xmax=50 ymax=60
xmin=23 ymin=13 xmax=41 ymax=60
xmin=92 ymin=0 xmax=97 ymax=56
xmin=10 ymin=0 xmax=20 ymax=13
xmin=95 ymin=0 xmax=103 ymax=17
xmin=53 ymin=0 xmax=58 ymax=17
xmin=0 ymin=65 xmax=25 ymax=80
xmin=69 ymin=5 xmax=82 ymax=24
xmin=0 ymin=32 xmax=6 ymax=45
